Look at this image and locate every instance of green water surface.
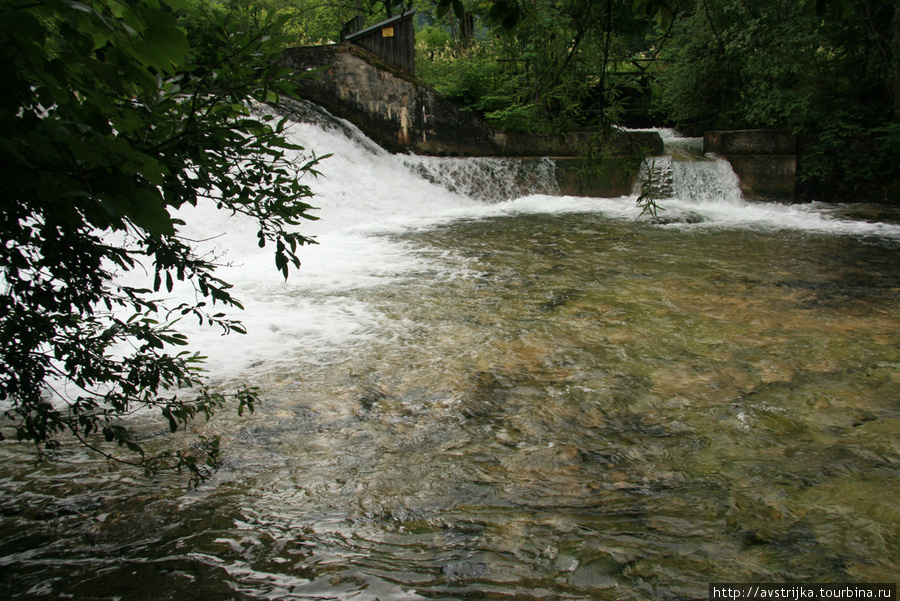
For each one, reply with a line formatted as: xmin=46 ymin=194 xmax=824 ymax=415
xmin=1 ymin=210 xmax=898 ymax=600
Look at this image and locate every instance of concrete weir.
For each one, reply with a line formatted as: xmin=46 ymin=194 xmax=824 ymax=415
xmin=703 ymin=130 xmax=797 ymax=201
xmin=280 ymin=44 xmax=663 ymax=197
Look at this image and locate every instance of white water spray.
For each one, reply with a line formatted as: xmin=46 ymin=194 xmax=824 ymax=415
xmin=145 ymin=112 xmax=900 ymax=380
xmin=403 ymin=155 xmax=559 ymax=202
xmin=635 ymin=132 xmax=743 ymax=206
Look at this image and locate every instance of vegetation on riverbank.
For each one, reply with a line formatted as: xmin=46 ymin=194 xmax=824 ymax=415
xmin=195 ymin=0 xmax=899 ymax=202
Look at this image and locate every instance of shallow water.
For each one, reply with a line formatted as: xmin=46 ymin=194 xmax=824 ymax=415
xmin=2 ymin=208 xmax=899 ymax=600
xmin=2 ymin=114 xmax=900 ymax=599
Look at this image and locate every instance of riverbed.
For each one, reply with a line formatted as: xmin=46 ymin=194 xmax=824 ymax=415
xmin=1 ymin=119 xmax=898 ymax=600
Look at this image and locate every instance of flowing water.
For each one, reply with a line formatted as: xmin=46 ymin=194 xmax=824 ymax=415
xmin=2 ymin=109 xmax=900 ymax=600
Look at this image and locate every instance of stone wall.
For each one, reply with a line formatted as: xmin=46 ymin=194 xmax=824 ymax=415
xmin=280 ymin=44 xmax=663 ymax=162
xmin=554 ymin=158 xmax=643 ymax=197
xmin=281 ymin=44 xmax=500 ymax=155
xmin=703 ymin=130 xmax=797 ymax=201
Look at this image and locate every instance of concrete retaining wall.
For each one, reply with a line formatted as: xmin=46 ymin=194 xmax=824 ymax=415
xmin=282 ymin=44 xmax=491 ymax=155
xmin=282 ymin=44 xmax=663 ymax=197
xmin=703 ymin=130 xmax=797 ymax=201
xmin=554 ymin=158 xmax=643 ymax=197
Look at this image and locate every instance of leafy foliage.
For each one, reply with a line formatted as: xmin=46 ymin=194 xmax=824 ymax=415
xmin=416 ymin=0 xmax=898 ymax=200
xmin=0 ymin=0 xmax=323 ymax=484
xmin=651 ymin=0 xmax=900 ymax=200
xmin=417 ymin=0 xmax=664 ymax=135
xmin=652 ymin=0 xmax=840 ymax=134
xmin=636 ymin=159 xmax=667 ymax=219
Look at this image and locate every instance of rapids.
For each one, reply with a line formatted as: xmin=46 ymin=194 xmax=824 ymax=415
xmin=1 ymin=106 xmax=899 ymax=599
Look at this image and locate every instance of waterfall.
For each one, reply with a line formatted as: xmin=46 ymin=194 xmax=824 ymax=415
xmin=279 ymin=98 xmax=559 ymax=203
xmin=402 ymin=156 xmax=559 ymax=202
xmin=146 ymin=111 xmax=900 ymax=379
xmin=635 ymin=131 xmax=744 ymax=205
xmin=671 ymin=157 xmax=744 ymax=205
xmin=125 ymin=101 xmax=485 ymax=378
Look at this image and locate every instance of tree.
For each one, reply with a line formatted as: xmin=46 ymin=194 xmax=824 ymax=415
xmin=416 ymin=0 xmax=690 ymax=134
xmin=0 ymin=0 xmax=324 ymax=483
xmin=649 ymin=0 xmax=900 ymax=200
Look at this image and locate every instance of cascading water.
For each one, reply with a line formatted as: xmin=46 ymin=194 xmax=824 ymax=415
xmin=670 ymin=156 xmax=745 ymax=204
xmin=2 ymin=110 xmax=900 ymax=601
xmin=631 ymin=129 xmax=900 ymax=235
xmin=403 ymin=155 xmax=559 ymax=202
xmin=635 ymin=130 xmax=744 ymax=210
xmin=281 ymin=99 xmax=560 ymax=204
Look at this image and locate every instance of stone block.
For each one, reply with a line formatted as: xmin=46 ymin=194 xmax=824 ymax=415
xmin=703 ymin=130 xmax=797 ymax=201
xmin=554 ymin=157 xmax=643 ymax=197
xmin=725 ymin=155 xmax=797 ymax=201
xmin=704 ymin=130 xmax=796 ymax=155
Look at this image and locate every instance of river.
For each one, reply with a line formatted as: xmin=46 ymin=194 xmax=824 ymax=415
xmin=1 ymin=109 xmax=898 ymax=600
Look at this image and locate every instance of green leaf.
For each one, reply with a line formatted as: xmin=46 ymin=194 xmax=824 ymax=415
xmin=107 ymin=188 xmax=175 ymax=237
xmin=0 ymin=0 xmax=327 ymax=486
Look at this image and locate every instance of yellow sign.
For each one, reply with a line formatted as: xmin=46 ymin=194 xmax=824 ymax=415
xmin=382 ymin=27 xmax=394 ymax=38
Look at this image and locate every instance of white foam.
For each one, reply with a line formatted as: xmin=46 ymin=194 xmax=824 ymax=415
xmin=462 ymin=192 xmax=900 ymax=240
xmin=115 ymin=114 xmax=482 ymax=379
xmin=113 ymin=117 xmax=900 ymax=381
